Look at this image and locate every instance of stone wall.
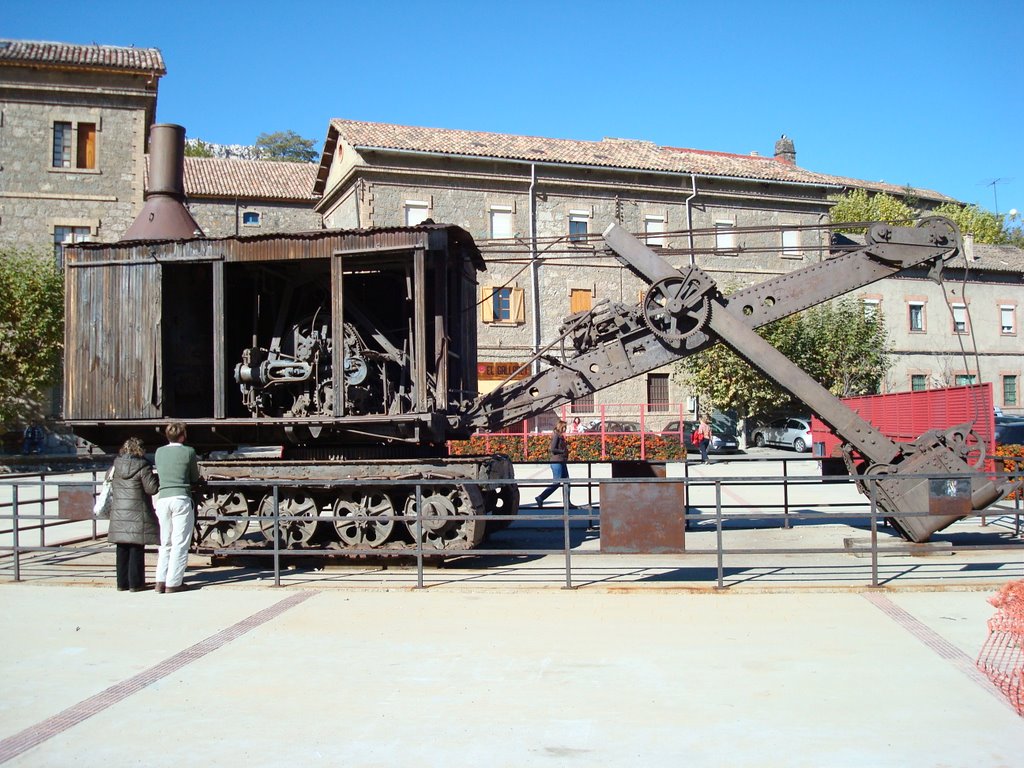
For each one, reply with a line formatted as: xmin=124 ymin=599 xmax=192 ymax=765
xmin=187 ymin=198 xmax=322 ymax=238
xmin=0 ymin=68 xmax=154 ymax=253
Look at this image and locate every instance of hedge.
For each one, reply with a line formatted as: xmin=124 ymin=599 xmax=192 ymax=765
xmin=448 ymin=433 xmax=688 ymax=462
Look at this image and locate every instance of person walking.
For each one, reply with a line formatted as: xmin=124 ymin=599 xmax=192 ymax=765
xmin=154 ymin=422 xmax=201 ymax=594
xmin=535 ymin=419 xmax=572 ymax=507
xmin=108 ymin=437 xmax=160 ymax=592
xmin=695 ymin=415 xmax=713 ymax=464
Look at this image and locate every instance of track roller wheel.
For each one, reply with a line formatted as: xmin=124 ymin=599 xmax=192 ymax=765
xmin=195 ymin=491 xmax=250 ymax=548
xmin=403 ymin=483 xmax=486 ymax=549
xmin=332 ymin=488 xmax=396 ymax=548
xmin=258 ymin=488 xmax=320 ymax=548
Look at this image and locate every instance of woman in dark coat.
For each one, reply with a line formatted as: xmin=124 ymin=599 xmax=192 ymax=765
xmin=109 ymin=437 xmax=160 ymax=591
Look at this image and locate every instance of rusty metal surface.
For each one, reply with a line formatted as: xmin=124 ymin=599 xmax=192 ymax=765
xmin=599 ymin=481 xmax=686 ymax=554
xmin=121 ymin=124 xmax=204 ymax=241
xmin=64 ymin=223 xmax=483 ymax=443
xmin=57 ymin=484 xmax=96 ymax=521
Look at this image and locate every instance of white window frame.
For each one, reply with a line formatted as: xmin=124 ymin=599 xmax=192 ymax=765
xmin=568 ymin=210 xmax=590 ymax=245
xmin=781 ymin=228 xmax=801 ymax=258
xmin=1000 ymin=305 xmax=1016 ymax=335
xmin=908 ymin=301 xmax=925 ymax=333
xmin=489 ymin=206 xmax=514 ymax=239
xmin=862 ymin=299 xmax=880 ymax=320
xmin=404 ymin=200 xmax=430 ymax=226
xmin=951 ymin=303 xmax=967 ymax=334
xmin=715 ymin=220 xmax=737 ymax=251
xmin=644 ymin=215 xmax=666 ymax=247
xmin=52 ymin=221 xmax=95 ymax=266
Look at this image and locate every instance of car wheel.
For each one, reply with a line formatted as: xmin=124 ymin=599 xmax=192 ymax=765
xmin=754 ymin=433 xmax=765 ymax=447
xmin=794 ymin=438 xmax=806 ymax=453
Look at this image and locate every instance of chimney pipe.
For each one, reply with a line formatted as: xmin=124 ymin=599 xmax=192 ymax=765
xmin=121 ymin=123 xmax=205 ymax=241
xmin=774 ymin=134 xmax=796 ymax=165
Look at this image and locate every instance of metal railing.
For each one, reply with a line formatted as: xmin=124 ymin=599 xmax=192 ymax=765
xmin=1 ymin=458 xmax=1021 ymax=589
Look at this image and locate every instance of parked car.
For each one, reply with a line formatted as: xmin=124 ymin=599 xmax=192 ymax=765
xmin=995 ymin=420 xmax=1024 ymax=447
xmin=583 ymin=419 xmax=640 ymax=433
xmin=751 ymin=417 xmax=812 ymax=452
xmin=662 ymin=420 xmax=740 ymax=454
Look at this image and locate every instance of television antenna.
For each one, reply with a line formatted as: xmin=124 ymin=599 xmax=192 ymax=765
xmin=981 ymin=178 xmax=1013 ymax=215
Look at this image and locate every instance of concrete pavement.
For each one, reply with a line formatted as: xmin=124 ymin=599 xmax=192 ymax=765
xmin=0 ymin=584 xmax=1021 ymax=767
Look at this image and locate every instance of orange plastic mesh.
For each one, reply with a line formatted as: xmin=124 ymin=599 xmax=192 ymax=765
xmin=977 ymin=580 xmax=1024 ymax=716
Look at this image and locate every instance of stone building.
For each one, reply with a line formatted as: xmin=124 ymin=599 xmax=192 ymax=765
xmin=853 ymin=240 xmax=1023 ymax=414
xmin=0 ymin=39 xmax=164 ymax=264
xmin=313 ymin=119 xmax=1024 ymax=422
xmin=180 ymin=156 xmax=321 ymax=237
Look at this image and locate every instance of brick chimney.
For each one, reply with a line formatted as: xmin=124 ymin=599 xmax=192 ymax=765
xmin=774 ymin=134 xmax=796 ymax=165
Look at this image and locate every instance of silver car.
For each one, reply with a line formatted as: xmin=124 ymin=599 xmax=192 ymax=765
xmin=751 ymin=417 xmax=812 ymax=452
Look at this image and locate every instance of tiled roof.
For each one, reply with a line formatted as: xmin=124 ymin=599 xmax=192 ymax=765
xmin=177 ymin=157 xmax=318 ymax=201
xmin=0 ymin=39 xmax=165 ymax=75
xmin=970 ymin=242 xmax=1024 ymax=272
xmin=322 ymin=119 xmax=954 ymax=203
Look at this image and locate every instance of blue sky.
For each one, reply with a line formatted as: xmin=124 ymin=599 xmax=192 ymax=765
xmin=6 ymin=0 xmax=1022 ymax=213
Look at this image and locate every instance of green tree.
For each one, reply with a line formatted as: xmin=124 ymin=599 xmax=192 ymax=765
xmin=254 ymin=130 xmax=318 ymax=163
xmin=674 ymin=298 xmax=889 ymax=419
xmin=830 ymin=189 xmax=1015 ymax=245
xmin=828 ymin=189 xmax=916 ymax=233
xmin=184 ymin=138 xmax=216 ymax=158
xmin=931 ymin=202 xmax=1007 ymax=244
xmin=0 ymin=247 xmax=65 ymax=423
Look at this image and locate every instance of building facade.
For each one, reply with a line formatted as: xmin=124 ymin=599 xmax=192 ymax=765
xmin=313 ymin=119 xmax=1023 ymax=422
xmin=854 ymin=241 xmax=1023 ymax=414
xmin=0 ymin=39 xmax=165 ymax=264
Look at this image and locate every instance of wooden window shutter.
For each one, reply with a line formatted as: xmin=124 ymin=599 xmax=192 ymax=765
xmin=78 ymin=123 xmax=97 ymax=169
xmin=570 ymin=288 xmax=593 ymax=313
xmin=481 ymin=286 xmax=494 ymax=322
xmin=513 ymin=287 xmax=525 ymax=323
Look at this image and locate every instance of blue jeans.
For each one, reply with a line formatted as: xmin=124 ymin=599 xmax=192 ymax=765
xmin=698 ymin=438 xmax=710 ymax=462
xmin=536 ymin=461 xmax=568 ymax=504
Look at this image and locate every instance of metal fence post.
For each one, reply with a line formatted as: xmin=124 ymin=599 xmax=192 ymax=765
xmin=12 ymin=484 xmax=21 ymax=582
xmin=415 ymin=482 xmax=424 ymax=590
xmin=563 ymin=481 xmax=573 ymax=590
xmin=715 ymin=480 xmax=725 ymax=589
xmin=782 ymin=459 xmax=791 ymax=529
xmin=272 ymin=484 xmax=281 ymax=587
xmin=39 ymin=476 xmax=46 ymax=550
xmin=869 ymin=479 xmax=879 ymax=588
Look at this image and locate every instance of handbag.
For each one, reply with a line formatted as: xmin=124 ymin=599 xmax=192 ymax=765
xmin=690 ymin=428 xmax=702 ymax=446
xmin=94 ymin=466 xmax=114 ymax=518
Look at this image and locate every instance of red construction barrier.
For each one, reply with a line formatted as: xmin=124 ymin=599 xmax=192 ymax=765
xmin=977 ymin=580 xmax=1024 ymax=716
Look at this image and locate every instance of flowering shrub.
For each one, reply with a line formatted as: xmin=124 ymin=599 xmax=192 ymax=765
xmin=448 ymin=433 xmax=687 ymax=461
xmin=993 ymin=443 xmax=1023 ymax=500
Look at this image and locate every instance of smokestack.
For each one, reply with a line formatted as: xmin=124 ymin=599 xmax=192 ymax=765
xmin=774 ymin=134 xmax=796 ymax=165
xmin=121 ymin=124 xmax=205 ymax=241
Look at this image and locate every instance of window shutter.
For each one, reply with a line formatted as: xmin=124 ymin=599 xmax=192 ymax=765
xmin=481 ymin=286 xmax=494 ymax=322
xmin=570 ymin=288 xmax=593 ymax=313
xmin=513 ymin=288 xmax=526 ymax=323
xmin=78 ymin=123 xmax=97 ymax=169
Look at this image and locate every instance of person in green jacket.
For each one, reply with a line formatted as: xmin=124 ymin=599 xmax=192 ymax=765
xmin=154 ymin=422 xmax=201 ymax=593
